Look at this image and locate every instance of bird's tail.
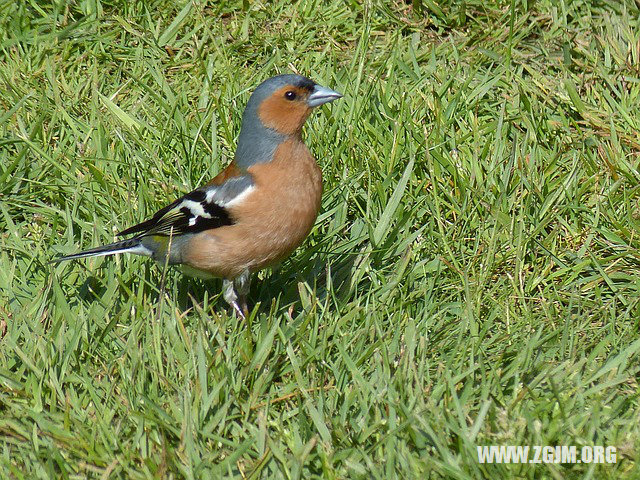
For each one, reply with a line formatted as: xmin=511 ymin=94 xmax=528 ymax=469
xmin=53 ymin=237 xmax=151 ymax=263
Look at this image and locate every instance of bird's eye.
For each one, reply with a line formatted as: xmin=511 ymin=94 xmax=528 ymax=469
xmin=284 ymin=91 xmax=297 ymax=101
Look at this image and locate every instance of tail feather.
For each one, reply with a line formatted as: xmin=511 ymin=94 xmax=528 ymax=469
xmin=53 ymin=238 xmax=152 ymax=263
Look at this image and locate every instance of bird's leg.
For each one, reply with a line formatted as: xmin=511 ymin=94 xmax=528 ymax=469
xmin=233 ymin=269 xmax=251 ymax=318
xmin=223 ymin=278 xmax=245 ymax=319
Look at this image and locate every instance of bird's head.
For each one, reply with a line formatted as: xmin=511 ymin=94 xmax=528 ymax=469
xmin=235 ymin=74 xmax=342 ymax=167
xmin=247 ymin=74 xmax=342 ymax=136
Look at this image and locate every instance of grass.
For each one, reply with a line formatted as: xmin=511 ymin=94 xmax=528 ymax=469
xmin=1 ymin=0 xmax=640 ymax=478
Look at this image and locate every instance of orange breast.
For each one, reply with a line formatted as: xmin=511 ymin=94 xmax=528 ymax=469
xmin=183 ymin=139 xmax=322 ymax=279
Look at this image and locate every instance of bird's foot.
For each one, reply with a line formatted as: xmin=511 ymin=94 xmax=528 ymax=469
xmin=223 ymin=270 xmax=251 ymax=319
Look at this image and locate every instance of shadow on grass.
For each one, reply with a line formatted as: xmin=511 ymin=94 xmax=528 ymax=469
xmin=254 ymin=249 xmax=359 ymax=314
xmin=164 ymin=248 xmax=359 ymax=319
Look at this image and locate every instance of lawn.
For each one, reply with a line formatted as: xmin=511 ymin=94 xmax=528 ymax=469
xmin=1 ymin=0 xmax=640 ymax=478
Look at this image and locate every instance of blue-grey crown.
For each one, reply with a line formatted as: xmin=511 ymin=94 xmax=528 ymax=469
xmin=246 ymin=74 xmax=316 ymax=110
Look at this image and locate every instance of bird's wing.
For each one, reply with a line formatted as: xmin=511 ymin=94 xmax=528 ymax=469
xmin=118 ymin=174 xmax=254 ymax=238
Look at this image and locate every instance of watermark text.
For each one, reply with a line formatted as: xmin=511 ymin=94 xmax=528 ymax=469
xmin=477 ymin=445 xmax=616 ymax=464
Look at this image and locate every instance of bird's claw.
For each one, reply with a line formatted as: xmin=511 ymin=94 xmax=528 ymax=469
xmin=231 ymin=301 xmax=246 ymax=319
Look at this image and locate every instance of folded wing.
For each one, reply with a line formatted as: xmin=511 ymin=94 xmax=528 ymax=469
xmin=118 ymin=174 xmax=254 ymax=238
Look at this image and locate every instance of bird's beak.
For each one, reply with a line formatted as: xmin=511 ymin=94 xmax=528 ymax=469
xmin=307 ymin=84 xmax=343 ymax=107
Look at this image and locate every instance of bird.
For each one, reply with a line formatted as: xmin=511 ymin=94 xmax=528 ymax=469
xmin=54 ymin=74 xmax=342 ymax=318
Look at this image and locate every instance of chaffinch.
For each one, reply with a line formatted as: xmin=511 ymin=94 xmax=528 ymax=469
xmin=56 ymin=74 xmax=342 ymax=317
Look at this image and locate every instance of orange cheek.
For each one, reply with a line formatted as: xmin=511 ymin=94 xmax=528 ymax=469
xmin=258 ymin=94 xmax=311 ymax=135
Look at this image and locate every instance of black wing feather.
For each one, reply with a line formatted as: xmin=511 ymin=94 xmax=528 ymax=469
xmin=117 ymin=189 xmax=233 ymax=237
